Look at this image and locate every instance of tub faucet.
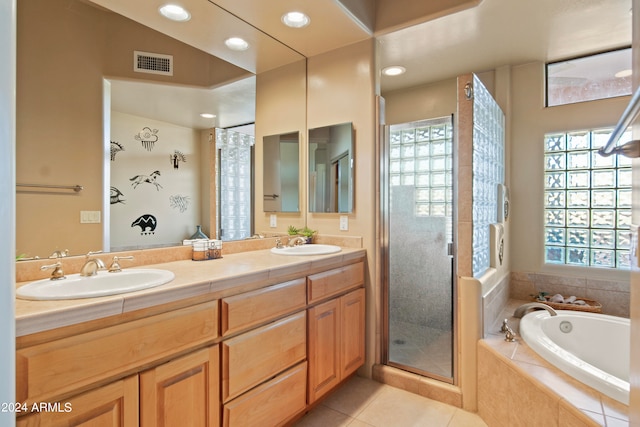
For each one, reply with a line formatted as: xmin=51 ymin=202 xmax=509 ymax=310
xmin=80 ymin=251 xmax=106 ymax=277
xmin=513 ymin=302 xmax=558 ymax=318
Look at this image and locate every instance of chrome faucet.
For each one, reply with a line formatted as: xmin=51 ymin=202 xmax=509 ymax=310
xmin=49 ymin=249 xmax=69 ymax=258
xmin=513 ymin=302 xmax=558 ymax=318
xmin=274 ymin=238 xmax=285 ymax=249
xmin=80 ymin=251 xmax=106 ymax=277
xmin=41 ymin=261 xmax=66 ymax=280
xmin=288 ymin=236 xmax=307 ymax=247
xmin=108 ymin=255 xmax=134 ymax=273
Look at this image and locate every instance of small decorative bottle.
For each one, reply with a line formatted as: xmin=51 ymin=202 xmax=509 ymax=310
xmin=189 ymin=225 xmax=208 ymax=240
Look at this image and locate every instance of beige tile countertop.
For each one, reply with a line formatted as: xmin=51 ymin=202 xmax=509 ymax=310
xmin=15 ymin=246 xmax=366 ymax=337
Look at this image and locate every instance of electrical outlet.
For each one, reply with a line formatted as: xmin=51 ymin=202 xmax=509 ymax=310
xmin=339 ymin=215 xmax=348 ymax=231
xmin=270 ymin=214 xmax=277 ymax=228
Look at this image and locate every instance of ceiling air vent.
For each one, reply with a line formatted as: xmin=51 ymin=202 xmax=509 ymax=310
xmin=134 ymin=51 xmax=173 ymax=76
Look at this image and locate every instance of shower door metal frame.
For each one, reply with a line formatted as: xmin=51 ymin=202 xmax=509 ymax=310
xmin=380 ymin=115 xmax=458 ymax=385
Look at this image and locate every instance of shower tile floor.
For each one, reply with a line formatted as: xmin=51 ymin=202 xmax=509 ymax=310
xmin=388 ymin=320 xmax=453 ymax=379
xmin=293 ymin=375 xmax=487 ymax=427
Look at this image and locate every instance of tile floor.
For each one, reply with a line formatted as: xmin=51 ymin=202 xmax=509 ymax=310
xmin=293 ymin=376 xmax=487 ymax=427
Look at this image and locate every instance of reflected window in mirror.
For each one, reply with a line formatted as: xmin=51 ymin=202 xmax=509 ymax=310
xmin=308 ymin=122 xmax=354 ymax=213
xmin=263 ymin=132 xmax=300 ymax=212
xmin=216 ymin=127 xmax=255 ymax=241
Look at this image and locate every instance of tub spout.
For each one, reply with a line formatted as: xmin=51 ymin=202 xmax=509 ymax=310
xmin=513 ymin=302 xmax=558 ymax=318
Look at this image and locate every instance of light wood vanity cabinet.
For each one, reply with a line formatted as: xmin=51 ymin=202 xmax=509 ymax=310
xmin=16 ymin=258 xmax=366 ymax=427
xmin=16 ymin=301 xmax=218 ymax=406
xmin=16 ymin=300 xmax=219 ymax=427
xmin=16 ymin=375 xmax=139 ymax=427
xmin=307 ymin=288 xmax=365 ymax=404
xmin=140 ymin=345 xmax=220 ymax=427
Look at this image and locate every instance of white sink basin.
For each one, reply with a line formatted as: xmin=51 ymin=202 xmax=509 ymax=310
xmin=17 ymin=268 xmax=175 ymax=300
xmin=270 ymin=244 xmax=342 ymax=256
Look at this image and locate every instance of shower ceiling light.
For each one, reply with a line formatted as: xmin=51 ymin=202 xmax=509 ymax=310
xmin=159 ymin=4 xmax=191 ymax=22
xmin=382 ymin=66 xmax=406 ymax=76
xmin=615 ymin=69 xmax=632 ymax=78
xmin=282 ymin=11 xmax=310 ymax=28
xmin=225 ymin=37 xmax=249 ymax=51
xmin=200 ymin=113 xmax=216 ymax=119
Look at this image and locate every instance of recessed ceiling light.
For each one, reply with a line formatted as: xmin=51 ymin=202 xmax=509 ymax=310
xmin=159 ymin=4 xmax=191 ymax=22
xmin=282 ymin=11 xmax=310 ymax=28
xmin=615 ymin=69 xmax=632 ymax=78
xmin=200 ymin=113 xmax=216 ymax=119
xmin=225 ymin=37 xmax=249 ymax=51
xmin=382 ymin=66 xmax=406 ymax=76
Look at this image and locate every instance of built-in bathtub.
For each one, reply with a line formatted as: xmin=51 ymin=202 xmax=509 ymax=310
xmin=519 ymin=310 xmax=630 ymax=405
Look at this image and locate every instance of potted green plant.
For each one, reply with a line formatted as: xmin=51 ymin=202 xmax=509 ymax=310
xmin=300 ymin=226 xmax=317 ymax=244
xmin=287 ymin=225 xmax=300 ymax=236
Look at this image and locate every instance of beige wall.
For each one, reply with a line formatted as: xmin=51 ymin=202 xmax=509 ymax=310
xmin=254 ymin=59 xmax=307 ymax=234
xmin=510 ymin=61 xmax=630 ymax=283
xmin=254 ymin=40 xmax=377 ymax=372
xmin=306 ymin=39 xmax=378 ymax=373
xmin=383 ymin=78 xmax=457 ymax=125
xmin=16 ymin=0 xmax=248 ymax=258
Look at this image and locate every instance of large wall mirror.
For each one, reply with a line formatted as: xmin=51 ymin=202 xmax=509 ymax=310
xmin=15 ymin=0 xmax=304 ymax=259
xmin=263 ymin=132 xmax=300 ymax=212
xmin=308 ymin=122 xmax=354 ymax=213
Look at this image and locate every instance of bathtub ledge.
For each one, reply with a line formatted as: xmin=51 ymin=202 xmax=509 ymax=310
xmin=478 ymin=334 xmax=629 ymax=427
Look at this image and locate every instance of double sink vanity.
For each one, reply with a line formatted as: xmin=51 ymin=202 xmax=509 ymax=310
xmin=14 ymin=241 xmax=366 ymax=426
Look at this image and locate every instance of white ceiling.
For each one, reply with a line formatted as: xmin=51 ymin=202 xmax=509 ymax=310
xmin=109 ymin=77 xmax=256 ymax=130
xmin=377 ymin=0 xmax=632 ymax=92
xmin=93 ymin=0 xmax=633 ymax=129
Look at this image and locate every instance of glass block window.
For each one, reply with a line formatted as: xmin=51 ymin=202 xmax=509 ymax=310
xmin=543 ymin=128 xmax=632 ymax=269
xmin=388 ymin=116 xmax=453 ymax=220
xmin=546 ymin=48 xmax=632 ymax=107
xmin=216 ymin=128 xmax=255 ymax=241
xmin=472 ymin=74 xmax=505 ymax=277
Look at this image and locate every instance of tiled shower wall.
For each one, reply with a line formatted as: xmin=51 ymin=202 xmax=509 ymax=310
xmin=510 ymin=271 xmax=630 ymax=318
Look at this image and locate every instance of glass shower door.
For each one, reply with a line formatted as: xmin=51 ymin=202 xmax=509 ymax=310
xmin=385 ymin=116 xmax=454 ymax=381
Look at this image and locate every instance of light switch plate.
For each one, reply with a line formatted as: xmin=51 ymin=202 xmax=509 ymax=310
xmin=80 ymin=210 xmax=101 ymax=224
xmin=339 ymin=215 xmax=348 ymax=231
xmin=270 ymin=214 xmax=277 ymax=228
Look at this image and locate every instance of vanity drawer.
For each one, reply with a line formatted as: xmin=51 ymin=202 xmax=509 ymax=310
xmin=223 ymin=361 xmax=307 ymax=427
xmin=221 ymin=311 xmax=306 ymax=402
xmin=221 ymin=278 xmax=306 ymax=336
xmin=307 ymin=261 xmax=364 ymax=304
xmin=17 ymin=301 xmax=218 ymax=404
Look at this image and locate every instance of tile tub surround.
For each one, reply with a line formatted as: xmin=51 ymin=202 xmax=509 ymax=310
xmin=482 ymin=272 xmax=510 ymax=337
xmin=478 ymin=300 xmax=629 ymax=427
xmin=510 ymin=271 xmax=630 ymax=318
xmin=15 ymin=245 xmax=365 ymax=337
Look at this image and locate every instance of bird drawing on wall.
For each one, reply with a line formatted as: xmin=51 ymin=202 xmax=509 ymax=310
xmin=110 ymin=141 xmax=124 ymax=161
xmin=134 ymin=127 xmax=159 ymax=151
xmin=110 ymin=186 xmax=125 ymax=204
xmin=170 ymin=150 xmax=187 ymax=169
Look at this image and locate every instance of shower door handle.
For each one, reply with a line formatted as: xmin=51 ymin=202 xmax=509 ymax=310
xmin=447 ymin=243 xmax=454 ymax=257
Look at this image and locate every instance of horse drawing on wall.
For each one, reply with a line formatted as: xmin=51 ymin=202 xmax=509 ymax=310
xmin=130 ymin=170 xmax=163 ymax=191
